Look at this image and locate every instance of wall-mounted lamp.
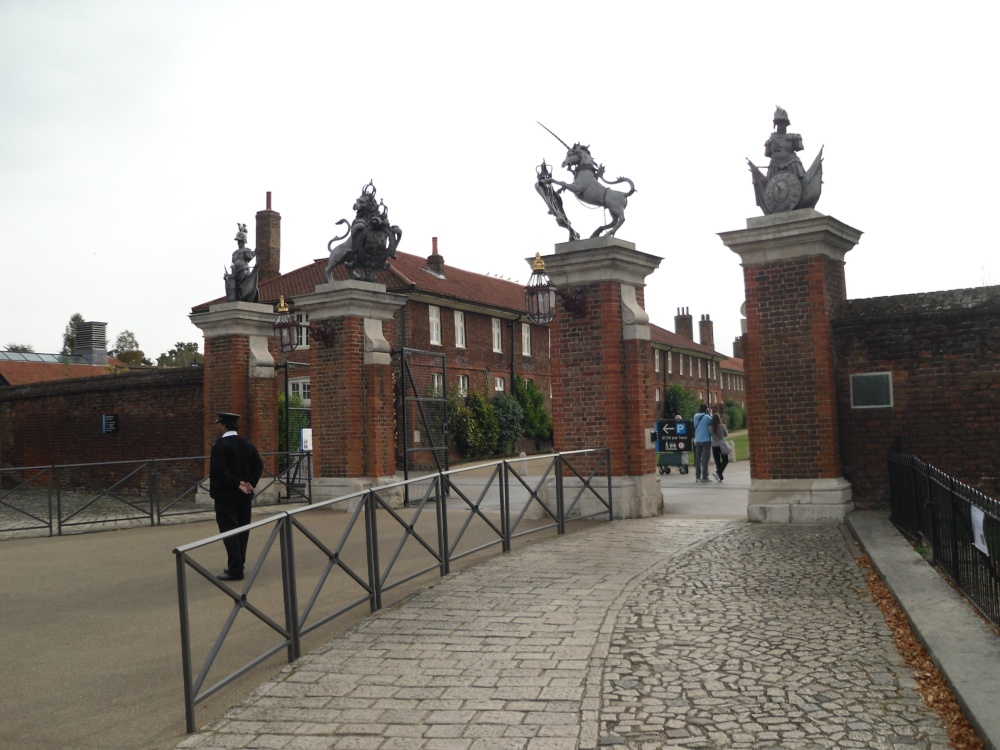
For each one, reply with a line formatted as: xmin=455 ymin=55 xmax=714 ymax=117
xmin=273 ymin=296 xmax=299 ymax=353
xmin=524 ymin=252 xmax=586 ymax=325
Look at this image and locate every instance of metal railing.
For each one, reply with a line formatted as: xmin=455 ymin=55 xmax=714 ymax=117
xmin=0 ymin=452 xmax=312 ymax=536
xmin=173 ymin=448 xmax=612 ymax=733
xmin=889 ymin=450 xmax=1000 ymax=628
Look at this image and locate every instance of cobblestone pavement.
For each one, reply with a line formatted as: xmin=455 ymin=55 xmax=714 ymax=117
xmin=176 ymin=519 xmax=950 ymax=750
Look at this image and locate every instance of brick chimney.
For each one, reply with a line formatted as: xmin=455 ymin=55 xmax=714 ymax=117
xmin=733 ymin=335 xmax=744 ymax=360
xmin=254 ymin=191 xmax=281 ymax=282
xmin=73 ymin=321 xmax=108 ymax=365
xmin=699 ymin=314 xmax=715 ymax=351
xmin=427 ymin=236 xmax=445 ymax=276
xmin=674 ymin=307 xmax=693 ymax=341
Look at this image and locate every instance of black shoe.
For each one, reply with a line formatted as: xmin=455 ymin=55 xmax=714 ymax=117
xmin=217 ymin=571 xmax=244 ymax=581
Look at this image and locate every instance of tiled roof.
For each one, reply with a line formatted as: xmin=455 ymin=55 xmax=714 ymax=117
xmin=193 ymin=251 xmax=530 ymax=315
xmin=649 ymin=324 xmax=718 ymax=356
xmin=0 ymin=361 xmax=115 ymax=386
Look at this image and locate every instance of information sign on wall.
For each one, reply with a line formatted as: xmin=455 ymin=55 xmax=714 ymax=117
xmin=101 ymin=414 xmax=119 ymax=434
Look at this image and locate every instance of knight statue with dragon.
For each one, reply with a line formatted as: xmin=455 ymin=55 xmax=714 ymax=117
xmin=535 ymin=122 xmax=635 ymax=239
xmin=224 ymin=222 xmax=259 ymax=302
xmin=325 ymin=181 xmax=402 ymax=284
xmin=747 ymin=106 xmax=824 ymax=215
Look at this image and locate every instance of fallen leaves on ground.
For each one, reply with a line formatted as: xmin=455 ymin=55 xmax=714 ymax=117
xmin=856 ymin=554 xmax=983 ymax=750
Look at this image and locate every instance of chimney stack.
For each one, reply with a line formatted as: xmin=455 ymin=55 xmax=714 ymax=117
xmin=73 ymin=321 xmax=108 ymax=365
xmin=255 ymin=191 xmax=281 ymax=282
xmin=427 ymin=236 xmax=445 ymax=276
xmin=675 ymin=307 xmax=693 ymax=341
xmin=733 ymin=336 xmax=744 ymax=360
xmin=699 ymin=313 xmax=715 ymax=351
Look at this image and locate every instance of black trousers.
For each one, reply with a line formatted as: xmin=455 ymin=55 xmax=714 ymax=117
xmin=215 ymin=498 xmax=252 ymax=573
xmin=712 ymin=446 xmax=729 ymax=477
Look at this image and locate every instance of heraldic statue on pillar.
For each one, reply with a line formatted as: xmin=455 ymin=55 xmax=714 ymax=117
xmin=534 ymin=122 xmax=636 ymax=239
xmin=324 ymin=181 xmax=402 ymax=284
xmin=748 ymin=106 xmax=824 ymax=215
xmin=224 ymin=222 xmax=259 ymax=303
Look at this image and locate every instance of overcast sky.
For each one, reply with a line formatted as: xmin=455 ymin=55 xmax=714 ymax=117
xmin=2 ymin=1 xmax=997 ymax=361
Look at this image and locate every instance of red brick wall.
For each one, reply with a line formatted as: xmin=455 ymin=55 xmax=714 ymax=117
xmin=834 ymin=288 xmax=1000 ymax=507
xmin=0 ymin=368 xmax=203 ymax=468
xmin=396 ymin=300 xmax=551 ymax=399
xmin=743 ymin=254 xmax=845 ymax=480
xmin=550 ymin=280 xmax=654 ymax=476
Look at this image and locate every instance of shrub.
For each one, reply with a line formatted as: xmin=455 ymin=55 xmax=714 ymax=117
xmin=492 ymin=392 xmax=525 ymax=456
xmin=723 ymin=399 xmax=747 ymax=430
xmin=512 ymin=377 xmax=552 ymax=450
xmin=452 ymin=390 xmax=499 ymax=458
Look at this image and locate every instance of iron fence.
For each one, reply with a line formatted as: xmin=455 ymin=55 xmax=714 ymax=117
xmin=0 ymin=452 xmax=312 ymax=536
xmin=889 ymin=450 xmax=1000 ymax=628
xmin=173 ymin=448 xmax=612 ymax=733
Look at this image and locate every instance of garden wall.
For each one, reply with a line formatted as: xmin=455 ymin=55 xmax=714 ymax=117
xmin=833 ymin=286 xmax=1000 ymax=508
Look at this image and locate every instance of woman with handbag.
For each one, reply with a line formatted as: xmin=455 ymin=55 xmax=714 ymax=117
xmin=710 ymin=413 xmax=730 ymax=482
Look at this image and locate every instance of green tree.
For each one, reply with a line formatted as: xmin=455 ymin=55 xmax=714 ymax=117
xmin=663 ymin=383 xmax=700 ymax=420
xmin=512 ymin=377 xmax=552 ymax=450
xmin=4 ymin=343 xmax=34 ymax=352
xmin=109 ymin=330 xmax=152 ymax=367
xmin=492 ymin=392 xmax=525 ymax=456
xmin=61 ymin=313 xmax=84 ymax=355
xmin=452 ymin=390 xmax=499 ymax=459
xmin=157 ymin=342 xmax=203 ymax=368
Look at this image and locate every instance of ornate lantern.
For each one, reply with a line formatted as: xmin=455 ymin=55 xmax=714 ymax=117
xmin=273 ymin=296 xmax=298 ymax=353
xmin=524 ymin=253 xmax=556 ymax=325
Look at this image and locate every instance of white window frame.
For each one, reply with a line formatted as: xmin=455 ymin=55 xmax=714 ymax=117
xmin=679 ymin=355 xmax=684 ymax=376
xmin=295 ymin=312 xmax=310 ymax=348
xmin=289 ymin=377 xmax=311 ymax=406
xmin=667 ymin=351 xmax=672 ymax=374
xmin=457 ymin=374 xmax=469 ymax=397
xmin=521 ymin=322 xmax=531 ymax=357
xmin=429 ymin=306 xmax=442 ymax=346
xmin=494 ymin=376 xmax=505 ymax=393
xmin=492 ymin=318 xmax=503 ymax=353
xmin=454 ymin=310 xmax=466 ymax=349
xmin=698 ymin=359 xmax=702 ymax=378
xmin=431 ymin=372 xmax=444 ymax=394
xmin=654 ymin=349 xmax=660 ymax=373
xmin=655 ymin=387 xmax=660 ymax=402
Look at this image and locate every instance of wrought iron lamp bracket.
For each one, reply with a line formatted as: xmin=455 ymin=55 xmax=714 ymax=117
xmin=309 ymin=321 xmax=336 ymax=347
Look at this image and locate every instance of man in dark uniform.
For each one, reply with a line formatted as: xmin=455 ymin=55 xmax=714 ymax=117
xmin=209 ymin=412 xmax=264 ymax=581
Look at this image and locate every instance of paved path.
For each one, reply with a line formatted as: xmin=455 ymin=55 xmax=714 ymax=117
xmin=173 ymin=462 xmax=986 ymax=750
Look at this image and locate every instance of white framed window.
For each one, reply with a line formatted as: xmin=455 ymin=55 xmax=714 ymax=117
xmin=698 ymin=359 xmax=702 ymax=378
xmin=521 ymin=322 xmax=531 ymax=356
xmin=431 ymin=372 xmax=444 ymax=394
xmin=429 ymin=306 xmax=442 ymax=346
xmin=655 ymin=387 xmax=660 ymax=402
xmin=654 ymin=349 xmax=660 ymax=372
xmin=454 ymin=310 xmax=466 ymax=349
xmin=295 ymin=312 xmax=310 ymax=348
xmin=667 ymin=352 xmax=672 ymax=374
xmin=492 ymin=318 xmax=503 ymax=353
xmin=494 ymin=376 xmax=505 ymax=392
xmin=289 ymin=378 xmax=311 ymax=407
xmin=457 ymin=374 xmax=469 ymax=397
xmin=679 ymin=355 xmax=684 ymax=376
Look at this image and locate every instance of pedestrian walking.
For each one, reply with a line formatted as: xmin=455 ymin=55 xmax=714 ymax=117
xmin=209 ymin=412 xmax=263 ymax=581
xmin=692 ymin=404 xmax=713 ymax=483
xmin=710 ymin=413 xmax=729 ymax=482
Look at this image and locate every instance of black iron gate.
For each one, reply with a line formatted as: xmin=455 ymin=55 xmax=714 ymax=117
xmin=395 ymin=348 xmax=449 ymax=482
